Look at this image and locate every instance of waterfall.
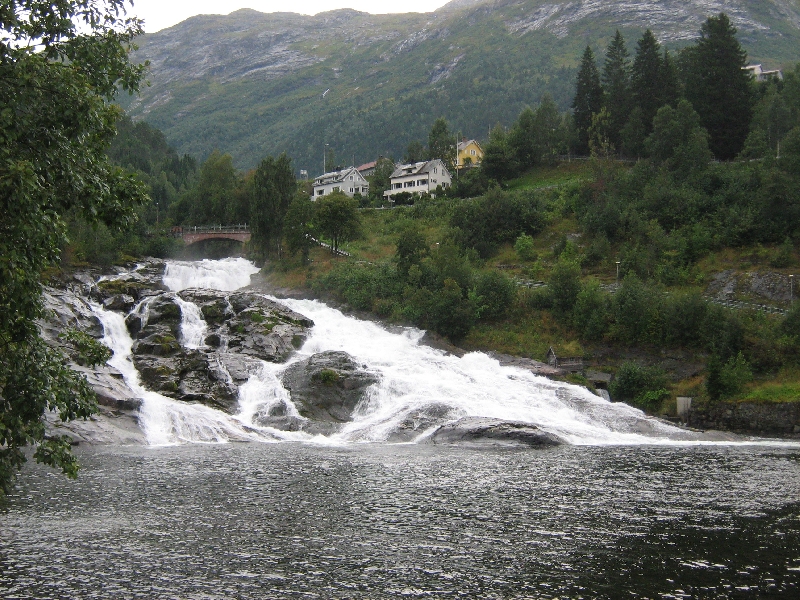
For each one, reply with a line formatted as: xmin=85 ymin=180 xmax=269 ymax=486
xmin=92 ymin=258 xmax=789 ymax=447
xmin=163 ymin=257 xmax=260 ymax=292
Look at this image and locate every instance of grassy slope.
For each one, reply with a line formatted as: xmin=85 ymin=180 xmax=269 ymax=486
xmin=267 ymin=161 xmax=799 ymax=411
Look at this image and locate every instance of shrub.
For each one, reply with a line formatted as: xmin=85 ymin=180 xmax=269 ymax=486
xmin=514 ymin=234 xmax=537 ymax=261
xmin=473 ymin=270 xmax=517 ymax=321
xmin=609 ymin=362 xmax=668 ymax=405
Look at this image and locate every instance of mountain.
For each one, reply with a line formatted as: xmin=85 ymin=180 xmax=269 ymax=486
xmin=126 ymin=0 xmax=800 ymax=173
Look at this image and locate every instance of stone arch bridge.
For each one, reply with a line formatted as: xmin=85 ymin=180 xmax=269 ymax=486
xmin=172 ymin=225 xmax=251 ymax=246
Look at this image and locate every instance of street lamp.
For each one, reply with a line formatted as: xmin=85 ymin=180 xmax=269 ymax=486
xmin=790 ymin=274 xmax=795 ymax=305
xmin=615 ymin=260 xmax=621 ymax=285
xmin=323 ymin=143 xmax=329 ymax=173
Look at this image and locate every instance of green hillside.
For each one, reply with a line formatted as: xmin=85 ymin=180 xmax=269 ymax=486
xmin=126 ymin=0 xmax=800 ymax=172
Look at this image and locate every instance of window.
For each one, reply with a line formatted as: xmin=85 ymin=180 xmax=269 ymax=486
xmin=349 ymin=188 xmax=353 ymax=193
xmin=434 ymin=168 xmax=438 ymax=174
xmin=418 ymin=179 xmax=426 ymax=186
xmin=317 ymin=189 xmax=324 ymax=196
xmin=333 ymin=186 xmax=340 ymax=192
xmin=432 ymin=179 xmax=437 ymax=184
xmin=349 ymin=176 xmax=353 ymax=180
xmin=471 ymin=149 xmax=476 ymax=156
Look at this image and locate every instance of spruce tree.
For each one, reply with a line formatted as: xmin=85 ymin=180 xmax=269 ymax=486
xmin=631 ymin=29 xmax=664 ymax=134
xmin=683 ymin=13 xmax=752 ymax=160
xmin=602 ymin=31 xmax=631 ymax=151
xmin=572 ymin=46 xmax=603 ymax=155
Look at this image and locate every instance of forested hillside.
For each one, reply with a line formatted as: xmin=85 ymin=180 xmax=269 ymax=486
xmin=126 ymin=0 xmax=800 ymax=172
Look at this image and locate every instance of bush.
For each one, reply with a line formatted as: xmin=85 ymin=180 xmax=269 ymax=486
xmin=609 ymin=362 xmax=668 ymax=405
xmin=514 ymin=234 xmax=537 ymax=261
xmin=473 ymin=271 xmax=517 ymax=321
xmin=549 ymin=259 xmax=581 ymax=317
xmin=572 ymin=280 xmax=610 ymax=340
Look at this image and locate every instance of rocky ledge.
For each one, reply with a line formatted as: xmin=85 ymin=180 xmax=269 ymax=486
xmin=129 ymin=289 xmax=313 ymax=412
xmin=428 ymin=416 xmax=565 ymax=447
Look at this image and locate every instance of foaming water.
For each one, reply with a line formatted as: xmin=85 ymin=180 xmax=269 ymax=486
xmin=94 ymin=258 xmax=795 ymax=448
xmin=94 ymin=302 xmax=286 ymax=445
xmin=274 ymin=297 xmax=694 ymax=445
xmin=163 ymin=257 xmax=260 ymax=292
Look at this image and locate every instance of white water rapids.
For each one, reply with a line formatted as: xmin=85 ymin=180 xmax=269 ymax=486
xmin=91 ymin=258 xmax=785 ymax=447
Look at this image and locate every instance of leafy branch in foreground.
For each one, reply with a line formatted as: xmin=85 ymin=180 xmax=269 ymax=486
xmin=0 ymin=0 xmax=148 ymax=500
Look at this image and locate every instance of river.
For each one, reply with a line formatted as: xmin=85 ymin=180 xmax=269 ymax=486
xmin=1 ymin=258 xmax=799 ymax=598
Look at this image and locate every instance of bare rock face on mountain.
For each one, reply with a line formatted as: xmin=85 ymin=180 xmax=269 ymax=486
xmin=280 ymin=351 xmax=379 ymax=422
xmin=429 ymin=416 xmax=564 ymax=447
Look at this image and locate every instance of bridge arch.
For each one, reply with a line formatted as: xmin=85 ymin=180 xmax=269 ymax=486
xmin=172 ymin=225 xmax=251 ymax=246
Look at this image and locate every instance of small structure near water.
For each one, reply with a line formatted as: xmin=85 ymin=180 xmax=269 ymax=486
xmin=546 ymin=347 xmax=584 ymax=372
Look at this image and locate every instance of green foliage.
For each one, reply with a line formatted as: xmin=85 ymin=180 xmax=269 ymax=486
xmin=472 ymin=271 xmax=516 ymax=321
xmin=549 ymin=259 xmax=582 ymax=317
xmin=395 ymin=224 xmax=429 ymax=277
xmin=313 ymin=191 xmax=362 ymax=254
xmin=514 ymin=234 xmax=537 ymax=261
xmin=609 ymin=362 xmax=668 ymax=406
xmin=251 ymin=153 xmax=296 ymax=257
xmin=0 ymin=0 xmax=147 ymax=498
xmin=630 ymin=29 xmax=668 ymax=136
xmin=707 ymin=351 xmax=753 ymax=400
xmin=602 ymin=31 xmax=631 ymax=150
xmin=450 ymin=186 xmax=546 ymax=257
xmin=646 ymin=100 xmax=711 ymax=179
xmin=318 ymin=369 xmax=340 ymax=385
xmin=59 ymin=329 xmax=112 ymax=367
xmin=367 ymin=156 xmax=396 ymax=203
xmin=428 ymin=117 xmax=456 ymax=170
xmin=682 ymin=13 xmax=753 ymax=160
xmin=572 ymin=279 xmax=610 ymax=340
xmin=572 ymin=45 xmax=603 ymax=155
xmin=284 ymin=192 xmax=316 ymax=264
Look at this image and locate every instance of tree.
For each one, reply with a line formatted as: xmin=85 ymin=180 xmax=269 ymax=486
xmin=0 ymin=0 xmax=148 ymax=499
xmin=601 ymin=31 xmax=631 ymax=150
xmin=395 ymin=224 xmax=428 ymax=277
xmin=283 ymin=192 xmax=316 ymax=264
xmin=631 ymin=30 xmax=665 ymax=134
xmin=367 ymin=156 xmax=395 ymax=204
xmin=481 ymin=125 xmax=518 ymax=182
xmin=646 ymin=99 xmax=711 ymax=178
xmin=572 ymin=46 xmax=603 ymax=155
xmin=313 ymin=191 xmax=361 ymax=254
xmin=427 ymin=117 xmax=456 ymax=169
xmin=683 ymin=13 xmax=752 ymax=160
xmin=404 ymin=141 xmax=426 ymax=164
xmin=509 ymin=106 xmax=539 ymax=170
xmin=251 ymin=153 xmax=295 ymax=257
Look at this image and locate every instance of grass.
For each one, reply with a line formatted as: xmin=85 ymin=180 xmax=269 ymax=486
xmin=505 ymin=161 xmax=591 ymax=191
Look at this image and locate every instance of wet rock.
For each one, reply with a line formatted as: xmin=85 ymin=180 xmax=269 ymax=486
xmin=281 ymin=351 xmax=379 ymax=422
xmin=429 ymin=417 xmax=564 ymax=447
xmin=103 ymin=294 xmax=135 ymax=312
xmin=386 ymin=403 xmax=463 ymax=442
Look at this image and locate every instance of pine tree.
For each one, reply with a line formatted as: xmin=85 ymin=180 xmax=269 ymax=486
xmin=683 ymin=13 xmax=753 ymax=160
xmin=572 ymin=46 xmax=603 ymax=155
xmin=601 ymin=31 xmax=631 ymax=151
xmin=631 ymin=30 xmax=664 ymax=134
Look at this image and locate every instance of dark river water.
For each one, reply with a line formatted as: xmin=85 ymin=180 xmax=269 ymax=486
xmin=2 ymin=443 xmax=799 ymax=599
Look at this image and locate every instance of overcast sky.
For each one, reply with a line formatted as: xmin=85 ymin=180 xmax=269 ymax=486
xmin=131 ymin=0 xmax=452 ymax=33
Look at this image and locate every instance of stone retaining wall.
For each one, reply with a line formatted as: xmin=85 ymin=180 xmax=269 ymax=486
xmin=688 ymin=401 xmax=800 ymax=437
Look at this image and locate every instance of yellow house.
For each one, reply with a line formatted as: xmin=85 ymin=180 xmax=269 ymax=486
xmin=456 ymin=138 xmax=483 ymax=169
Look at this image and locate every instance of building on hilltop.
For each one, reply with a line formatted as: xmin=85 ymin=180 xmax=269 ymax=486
xmin=384 ymin=159 xmax=452 ymax=202
xmin=311 ymin=167 xmax=369 ymax=200
xmin=456 ymin=138 xmax=483 ymax=169
xmin=744 ymin=64 xmax=783 ymax=82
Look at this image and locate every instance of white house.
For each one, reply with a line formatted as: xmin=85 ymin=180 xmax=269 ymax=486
xmin=383 ymin=159 xmax=452 ymax=201
xmin=744 ymin=64 xmax=783 ymax=82
xmin=311 ymin=167 xmax=369 ymax=200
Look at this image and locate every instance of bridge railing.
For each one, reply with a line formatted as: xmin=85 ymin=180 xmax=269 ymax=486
xmin=171 ymin=224 xmax=250 ymax=237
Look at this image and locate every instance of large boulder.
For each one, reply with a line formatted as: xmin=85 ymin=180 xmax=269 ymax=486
xmin=281 ymin=351 xmax=379 ymax=422
xmin=429 ymin=417 xmax=564 ymax=447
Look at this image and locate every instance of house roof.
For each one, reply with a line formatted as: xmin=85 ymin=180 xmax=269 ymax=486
xmin=389 ymin=159 xmax=449 ymax=179
xmin=356 ymin=160 xmax=377 ymax=172
xmin=313 ymin=166 xmax=364 ymax=186
xmin=457 ymin=139 xmax=482 ymax=152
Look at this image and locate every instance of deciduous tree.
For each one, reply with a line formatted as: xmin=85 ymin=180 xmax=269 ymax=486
xmin=0 ymin=0 xmax=148 ymax=499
